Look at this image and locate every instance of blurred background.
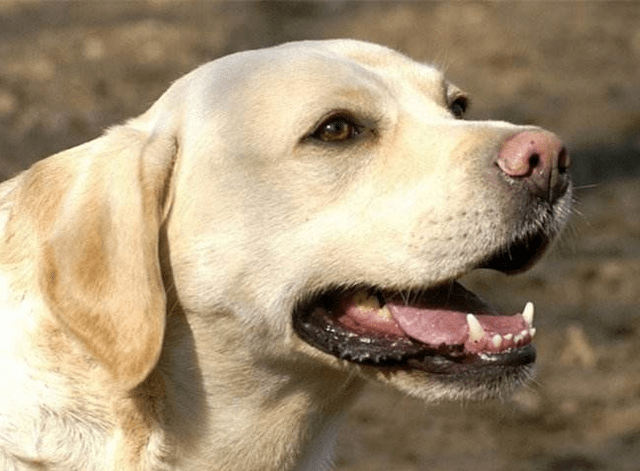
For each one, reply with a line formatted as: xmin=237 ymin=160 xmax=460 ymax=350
xmin=0 ymin=2 xmax=638 ymax=470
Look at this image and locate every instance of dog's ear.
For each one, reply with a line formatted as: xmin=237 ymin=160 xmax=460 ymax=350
xmin=19 ymin=126 xmax=176 ymax=390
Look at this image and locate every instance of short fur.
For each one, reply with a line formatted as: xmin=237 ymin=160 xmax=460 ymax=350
xmin=0 ymin=40 xmax=571 ymax=470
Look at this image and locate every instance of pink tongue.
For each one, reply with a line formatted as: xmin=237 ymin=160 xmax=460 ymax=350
xmin=386 ymin=283 xmax=530 ymax=353
xmin=389 ymin=305 xmax=470 ymax=346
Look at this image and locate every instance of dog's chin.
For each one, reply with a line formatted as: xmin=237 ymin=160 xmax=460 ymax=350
xmin=292 ymin=226 xmax=554 ymax=400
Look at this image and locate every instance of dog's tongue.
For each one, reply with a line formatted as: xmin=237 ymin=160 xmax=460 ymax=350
xmin=386 ymin=282 xmax=493 ymax=345
xmin=386 ymin=283 xmax=534 ymax=353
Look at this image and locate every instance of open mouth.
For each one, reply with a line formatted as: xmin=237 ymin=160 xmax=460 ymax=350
xmin=293 ymin=231 xmax=550 ymax=378
xmin=293 ymin=283 xmax=536 ymax=374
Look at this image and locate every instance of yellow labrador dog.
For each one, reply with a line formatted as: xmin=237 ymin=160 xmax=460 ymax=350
xmin=0 ymin=40 xmax=571 ymax=470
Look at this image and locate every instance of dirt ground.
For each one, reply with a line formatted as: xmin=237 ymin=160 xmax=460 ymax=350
xmin=0 ymin=2 xmax=638 ymax=470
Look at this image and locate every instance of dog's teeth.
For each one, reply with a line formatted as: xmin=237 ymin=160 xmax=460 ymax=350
xmin=352 ymin=291 xmax=394 ymax=321
xmin=466 ymin=314 xmax=485 ymax=342
xmin=377 ymin=305 xmax=393 ymax=320
xmin=529 ymin=327 xmax=537 ymax=338
xmin=522 ymin=302 xmax=535 ymax=325
xmin=353 ymin=291 xmax=381 ymax=311
xmin=504 ymin=333 xmax=513 ymax=341
xmin=492 ymin=334 xmax=502 ymax=348
xmin=514 ymin=329 xmax=529 ymax=343
xmin=480 ymin=353 xmax=499 ymax=362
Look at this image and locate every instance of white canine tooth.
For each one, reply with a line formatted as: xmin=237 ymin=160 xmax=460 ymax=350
xmin=492 ymin=334 xmax=502 ymax=348
xmin=523 ymin=302 xmax=534 ymax=326
xmin=529 ymin=327 xmax=537 ymax=338
xmin=466 ymin=314 xmax=485 ymax=342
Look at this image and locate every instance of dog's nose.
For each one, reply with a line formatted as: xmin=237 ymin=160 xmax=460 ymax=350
xmin=497 ymin=130 xmax=570 ymax=203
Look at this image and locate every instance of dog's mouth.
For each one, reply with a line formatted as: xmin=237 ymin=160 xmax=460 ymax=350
xmin=293 ymin=282 xmax=535 ymax=374
xmin=293 ymin=232 xmax=550 ymax=378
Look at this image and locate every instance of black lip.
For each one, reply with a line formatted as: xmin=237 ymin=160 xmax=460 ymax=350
xmin=478 ymin=191 xmax=570 ymax=274
xmin=479 ymin=230 xmax=550 ymax=274
xmin=477 ymin=219 xmax=556 ymax=274
xmin=293 ymin=301 xmax=425 ymax=364
xmin=407 ymin=344 xmax=536 ymax=375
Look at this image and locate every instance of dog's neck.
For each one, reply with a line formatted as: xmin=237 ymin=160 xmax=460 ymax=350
xmin=155 ymin=310 xmax=364 ymax=471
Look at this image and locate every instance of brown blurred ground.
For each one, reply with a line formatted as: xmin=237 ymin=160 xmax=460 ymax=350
xmin=0 ymin=2 xmax=638 ymax=470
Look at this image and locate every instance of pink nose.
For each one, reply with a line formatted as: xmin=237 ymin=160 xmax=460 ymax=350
xmin=497 ymin=130 xmax=570 ymax=202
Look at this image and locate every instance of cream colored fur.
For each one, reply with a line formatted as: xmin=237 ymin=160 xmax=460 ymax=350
xmin=0 ymin=40 xmax=571 ymax=470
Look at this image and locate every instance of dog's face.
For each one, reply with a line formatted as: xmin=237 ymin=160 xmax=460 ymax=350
xmin=151 ymin=40 xmax=572 ymax=401
xmin=0 ymin=39 xmax=572 ymax=471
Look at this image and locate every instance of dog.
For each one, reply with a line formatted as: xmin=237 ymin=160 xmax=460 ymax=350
xmin=0 ymin=40 xmax=571 ymax=470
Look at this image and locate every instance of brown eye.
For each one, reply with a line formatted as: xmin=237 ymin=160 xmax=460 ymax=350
xmin=449 ymin=95 xmax=468 ymax=119
xmin=312 ymin=115 xmax=362 ymax=142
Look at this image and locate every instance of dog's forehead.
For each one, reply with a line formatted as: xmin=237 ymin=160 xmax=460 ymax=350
xmin=271 ymin=40 xmax=449 ymax=95
xmin=186 ymin=40 xmax=451 ymax=104
xmin=152 ymin=40 xmax=460 ymax=150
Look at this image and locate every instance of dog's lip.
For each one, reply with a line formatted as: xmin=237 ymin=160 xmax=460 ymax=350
xmin=478 ymin=218 xmax=554 ymax=274
xmin=292 ymin=281 xmax=537 ymax=372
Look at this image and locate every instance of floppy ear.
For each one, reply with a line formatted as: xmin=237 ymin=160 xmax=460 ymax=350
xmin=20 ymin=126 xmax=176 ymax=391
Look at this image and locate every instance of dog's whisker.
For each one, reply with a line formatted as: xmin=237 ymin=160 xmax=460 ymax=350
xmin=572 ymin=183 xmax=600 ymax=191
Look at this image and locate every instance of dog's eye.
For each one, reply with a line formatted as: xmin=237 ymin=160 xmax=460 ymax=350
xmin=449 ymin=95 xmax=468 ymax=119
xmin=311 ymin=115 xmax=363 ymax=142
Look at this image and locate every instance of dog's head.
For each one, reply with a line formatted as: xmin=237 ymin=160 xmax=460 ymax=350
xmin=19 ymin=40 xmax=571 ymax=400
